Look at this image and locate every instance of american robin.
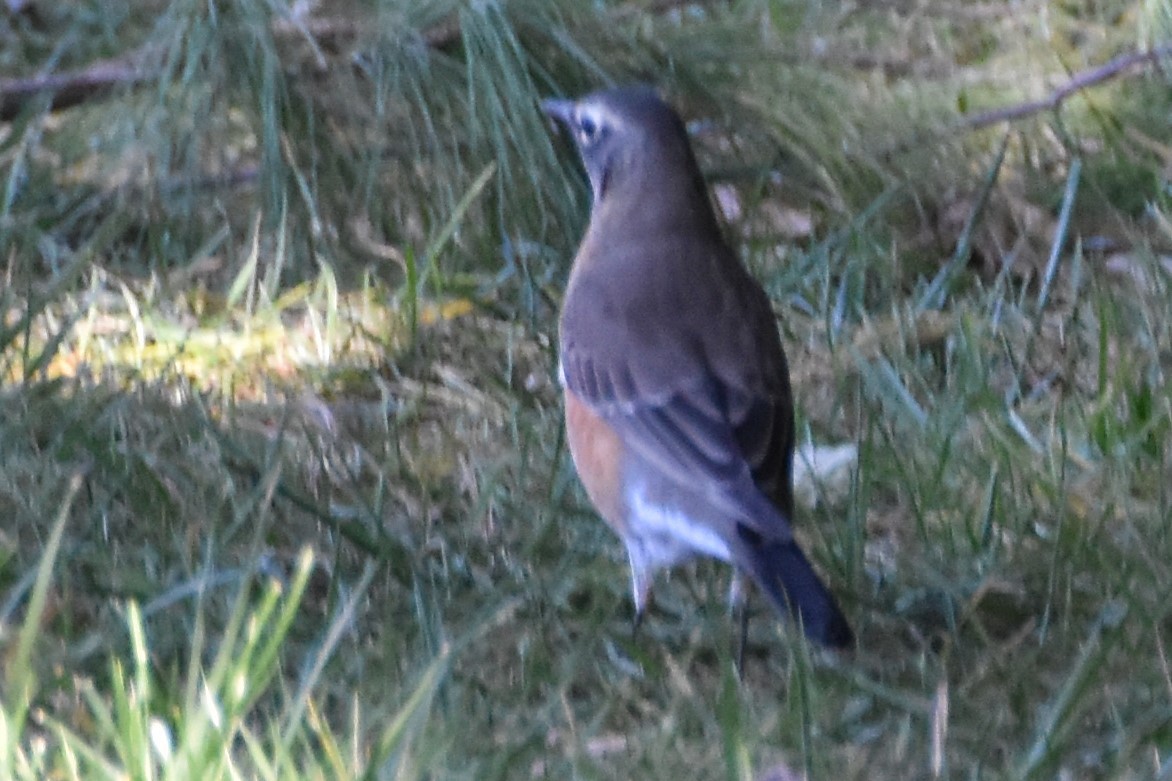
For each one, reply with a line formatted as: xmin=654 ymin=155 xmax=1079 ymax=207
xmin=543 ymin=85 xmax=853 ymax=649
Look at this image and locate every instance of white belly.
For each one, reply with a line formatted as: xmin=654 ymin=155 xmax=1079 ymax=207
xmin=625 ymin=482 xmax=732 ymax=569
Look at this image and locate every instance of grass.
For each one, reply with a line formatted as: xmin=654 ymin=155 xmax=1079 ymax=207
xmin=1 ymin=0 xmax=1171 ymax=778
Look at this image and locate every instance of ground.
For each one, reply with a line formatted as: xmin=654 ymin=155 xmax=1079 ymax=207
xmin=0 ymin=1 xmax=1170 ymax=778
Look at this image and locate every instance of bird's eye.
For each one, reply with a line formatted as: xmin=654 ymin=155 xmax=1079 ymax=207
xmin=576 ymin=114 xmax=599 ymax=144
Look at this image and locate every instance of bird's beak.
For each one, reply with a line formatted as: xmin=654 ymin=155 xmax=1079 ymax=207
xmin=540 ymin=98 xmax=575 ymax=128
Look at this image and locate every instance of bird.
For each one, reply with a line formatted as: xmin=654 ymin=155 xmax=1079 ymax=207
xmin=542 ymin=85 xmax=853 ymax=649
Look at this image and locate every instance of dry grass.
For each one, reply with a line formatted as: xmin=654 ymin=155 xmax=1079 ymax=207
xmin=1 ymin=0 xmax=1171 ymax=778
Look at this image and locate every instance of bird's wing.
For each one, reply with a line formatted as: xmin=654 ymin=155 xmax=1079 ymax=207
xmin=560 ymin=238 xmax=796 ymax=540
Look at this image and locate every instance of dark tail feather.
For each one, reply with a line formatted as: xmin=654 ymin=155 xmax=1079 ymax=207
xmin=738 ymin=532 xmax=853 ymax=648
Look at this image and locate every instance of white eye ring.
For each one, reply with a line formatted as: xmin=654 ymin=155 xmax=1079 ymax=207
xmin=576 ymin=113 xmax=600 ymax=145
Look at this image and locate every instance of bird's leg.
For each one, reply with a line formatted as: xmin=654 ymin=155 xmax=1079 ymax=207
xmin=627 ymin=549 xmax=653 ymax=640
xmin=728 ymin=570 xmax=750 ymax=679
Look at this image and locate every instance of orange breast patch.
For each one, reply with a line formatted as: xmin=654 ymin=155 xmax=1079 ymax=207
xmin=564 ymin=387 xmax=628 ymax=535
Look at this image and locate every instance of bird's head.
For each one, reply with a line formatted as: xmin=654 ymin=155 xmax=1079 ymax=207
xmin=541 ymin=85 xmax=698 ymax=206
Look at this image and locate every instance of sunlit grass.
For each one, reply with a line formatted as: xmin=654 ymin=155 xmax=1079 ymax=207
xmin=0 ymin=0 xmax=1170 ymax=778
xmin=1 ymin=261 xmax=475 ymax=396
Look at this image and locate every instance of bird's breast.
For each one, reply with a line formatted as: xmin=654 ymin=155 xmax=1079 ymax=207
xmin=564 ymin=387 xmax=628 ymax=533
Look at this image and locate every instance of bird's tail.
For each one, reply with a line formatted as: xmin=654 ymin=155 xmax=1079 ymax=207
xmin=738 ymin=530 xmax=854 ymax=648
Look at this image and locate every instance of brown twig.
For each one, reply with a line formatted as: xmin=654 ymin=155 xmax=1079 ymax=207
xmin=956 ymin=44 xmax=1172 ymax=132
xmin=0 ymin=14 xmax=465 ymax=122
xmin=877 ymin=44 xmax=1172 ymax=160
xmin=0 ymin=53 xmax=152 ymax=121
